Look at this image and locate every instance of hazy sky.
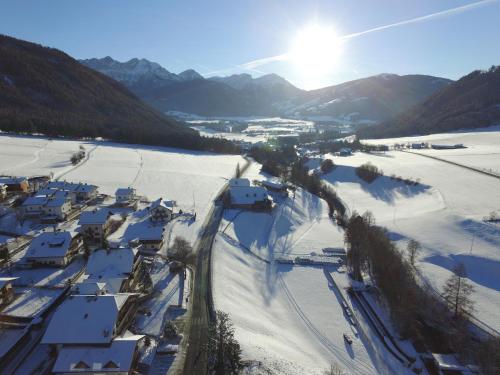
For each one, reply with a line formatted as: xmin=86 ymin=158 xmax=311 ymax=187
xmin=1 ymin=0 xmax=499 ymax=89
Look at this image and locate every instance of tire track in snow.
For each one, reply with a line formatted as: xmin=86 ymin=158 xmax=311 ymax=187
xmin=3 ymin=139 xmax=51 ymax=174
xmin=54 ymin=144 xmax=98 ymax=181
xmin=277 ymin=274 xmax=374 ymax=374
xmin=130 ymin=149 xmax=144 ymax=187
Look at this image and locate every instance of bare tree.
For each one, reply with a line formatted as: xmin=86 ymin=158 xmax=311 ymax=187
xmin=406 ymin=239 xmax=421 ymax=267
xmin=324 ymin=363 xmax=344 ymax=375
xmin=442 ymin=262 xmax=475 ymax=318
xmin=168 ymin=236 xmax=193 ymax=263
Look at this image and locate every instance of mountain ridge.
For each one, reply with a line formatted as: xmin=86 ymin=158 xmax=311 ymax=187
xmin=357 ymin=66 xmax=500 ymax=138
xmin=0 ymin=34 xmax=236 ymax=152
xmin=80 ymin=57 xmax=452 ymax=124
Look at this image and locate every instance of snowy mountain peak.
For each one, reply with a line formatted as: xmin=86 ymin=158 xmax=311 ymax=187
xmin=178 ymin=69 xmax=203 ymax=81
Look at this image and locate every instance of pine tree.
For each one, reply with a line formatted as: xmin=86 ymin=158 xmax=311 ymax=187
xmin=235 ymin=163 xmax=241 ymax=178
xmin=442 ymin=263 xmax=475 ymax=318
xmin=207 ymin=311 xmax=242 ymax=374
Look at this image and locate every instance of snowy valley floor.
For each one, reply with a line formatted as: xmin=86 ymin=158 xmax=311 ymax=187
xmin=318 ymin=127 xmax=500 ymax=331
xmin=213 ymin=165 xmax=412 ymax=375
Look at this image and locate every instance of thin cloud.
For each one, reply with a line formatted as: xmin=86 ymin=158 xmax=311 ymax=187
xmin=341 ymin=0 xmax=496 ymax=40
xmin=215 ymin=0 xmax=496 ymax=74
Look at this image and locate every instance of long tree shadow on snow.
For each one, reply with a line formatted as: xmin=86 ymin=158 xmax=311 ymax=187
xmin=323 ymin=165 xmax=432 ymax=204
xmin=423 ymin=253 xmax=500 ymax=292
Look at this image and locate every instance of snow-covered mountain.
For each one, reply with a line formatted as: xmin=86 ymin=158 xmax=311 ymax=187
xmin=80 ymin=57 xmax=452 ymax=123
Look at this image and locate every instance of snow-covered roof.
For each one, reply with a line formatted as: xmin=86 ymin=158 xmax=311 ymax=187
xmin=0 ymin=176 xmax=27 ymax=184
xmin=45 ymin=193 xmax=70 ymax=207
xmin=75 ymin=183 xmax=98 ymax=193
xmin=22 ymin=195 xmax=48 ymax=206
xmin=52 ymin=335 xmax=143 ymax=374
xmin=46 ymin=181 xmax=97 ymax=194
xmin=229 ymin=178 xmax=250 ymax=187
xmin=229 ymin=185 xmax=270 ymax=205
xmin=26 ymin=231 xmax=73 ymax=259
xmin=261 ymin=180 xmax=286 ymax=190
xmin=150 ymin=198 xmax=174 ymax=211
xmin=42 ymin=294 xmax=131 ymax=345
xmin=115 ymin=188 xmax=135 ymax=196
xmin=0 ymin=277 xmax=17 ymax=289
xmin=72 ymin=281 xmax=108 ymax=295
xmin=86 ymin=248 xmax=137 ymax=280
xmin=79 ymin=209 xmax=110 ymax=225
xmin=137 ymin=225 xmax=165 ymax=241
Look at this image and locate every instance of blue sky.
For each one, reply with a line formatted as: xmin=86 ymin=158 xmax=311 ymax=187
xmin=1 ymin=0 xmax=499 ymax=89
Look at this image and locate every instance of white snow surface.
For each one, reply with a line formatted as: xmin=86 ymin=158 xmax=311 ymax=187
xmin=213 ymin=169 xmax=397 ymax=374
xmin=320 ymin=127 xmax=500 ymax=330
xmin=0 ymin=134 xmax=244 ymax=244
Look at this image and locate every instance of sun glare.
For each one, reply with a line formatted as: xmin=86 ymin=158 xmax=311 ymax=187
xmin=289 ymin=24 xmax=343 ymax=78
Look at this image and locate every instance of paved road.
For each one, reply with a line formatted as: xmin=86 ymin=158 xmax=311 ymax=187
xmin=182 ymin=203 xmax=223 ymax=375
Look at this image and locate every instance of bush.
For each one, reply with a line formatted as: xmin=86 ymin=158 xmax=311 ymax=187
xmin=355 ymin=162 xmax=382 ymax=183
xmin=320 ymin=159 xmax=335 ymax=174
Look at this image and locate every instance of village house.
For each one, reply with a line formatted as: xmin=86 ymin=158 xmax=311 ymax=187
xmin=228 ymin=178 xmax=272 ymax=210
xmin=0 ymin=277 xmax=17 ymax=306
xmin=0 ymin=176 xmax=29 ymax=193
xmin=45 ymin=181 xmax=98 ymax=204
xmin=115 ymin=188 xmax=136 ymax=206
xmin=42 ymin=294 xmax=138 ymax=345
xmin=27 ymin=175 xmax=51 ymax=192
xmin=51 ymin=335 xmax=144 ymax=375
xmin=149 ymin=198 xmax=174 ymax=223
xmin=137 ymin=225 xmax=166 ymax=252
xmin=0 ymin=184 xmax=7 ymax=200
xmin=42 ymin=191 xmax=72 ymax=220
xmin=84 ymin=247 xmax=142 ymax=293
xmin=21 ymin=195 xmax=48 ymax=218
xmin=79 ymin=209 xmax=112 ymax=243
xmin=25 ymin=231 xmax=82 ymax=267
xmin=22 ymin=190 xmax=72 ymax=220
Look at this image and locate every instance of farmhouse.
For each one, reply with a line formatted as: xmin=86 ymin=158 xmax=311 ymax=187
xmin=79 ymin=209 xmax=112 ymax=243
xmin=42 ymin=294 xmax=137 ymax=345
xmin=115 ymin=188 xmax=136 ymax=205
xmin=0 ymin=176 xmax=29 ymax=193
xmin=84 ymin=248 xmax=142 ymax=293
xmin=228 ymin=178 xmax=272 ymax=210
xmin=0 ymin=277 xmax=17 ymax=306
xmin=25 ymin=231 xmax=82 ymax=267
xmin=149 ymin=198 xmax=174 ymax=223
xmin=52 ymin=335 xmax=144 ymax=375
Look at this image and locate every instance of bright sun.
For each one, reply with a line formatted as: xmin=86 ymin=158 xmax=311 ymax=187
xmin=289 ymin=24 xmax=343 ymax=77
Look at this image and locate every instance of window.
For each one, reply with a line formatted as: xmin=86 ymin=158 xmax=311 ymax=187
xmin=103 ymin=360 xmax=119 ymax=369
xmin=74 ymin=361 xmax=90 ymax=369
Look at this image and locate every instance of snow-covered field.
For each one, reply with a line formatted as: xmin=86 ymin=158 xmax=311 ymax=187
xmin=365 ymin=126 xmax=500 ymax=175
xmin=319 ymin=128 xmax=500 ymax=330
xmin=213 ymin=167 xmax=406 ymax=374
xmin=0 ymin=134 xmax=245 ymax=243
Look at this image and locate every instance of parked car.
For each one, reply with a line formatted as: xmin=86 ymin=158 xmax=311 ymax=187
xmin=343 ymin=333 xmax=353 ymax=345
